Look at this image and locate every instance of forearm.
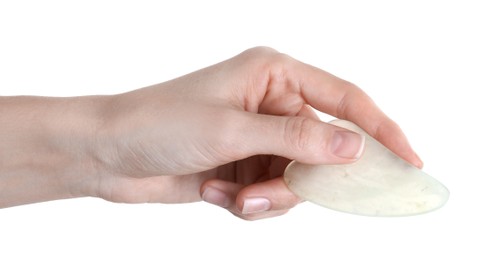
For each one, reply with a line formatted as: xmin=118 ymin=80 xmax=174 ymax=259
xmin=0 ymin=96 xmax=104 ymax=208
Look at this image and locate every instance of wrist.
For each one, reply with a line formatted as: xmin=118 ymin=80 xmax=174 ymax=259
xmin=0 ymin=96 xmax=107 ymax=207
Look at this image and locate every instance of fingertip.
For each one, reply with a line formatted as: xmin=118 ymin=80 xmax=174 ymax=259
xmin=369 ymin=119 xmax=424 ymax=169
xmin=203 ymin=178 xmax=303 ymax=220
xmin=413 ymin=152 xmax=424 ymax=169
xmin=200 ymin=179 xmax=242 ymax=209
xmin=201 ymin=186 xmax=231 ymax=208
xmin=399 ymin=150 xmax=423 ymax=169
xmin=236 ymin=178 xmax=302 ymax=213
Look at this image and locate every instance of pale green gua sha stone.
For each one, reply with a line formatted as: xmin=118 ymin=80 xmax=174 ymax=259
xmin=284 ymin=120 xmax=449 ymax=217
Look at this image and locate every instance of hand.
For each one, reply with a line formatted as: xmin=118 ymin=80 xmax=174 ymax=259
xmin=89 ymin=47 xmax=422 ymax=220
xmin=0 ymin=47 xmax=421 ymax=218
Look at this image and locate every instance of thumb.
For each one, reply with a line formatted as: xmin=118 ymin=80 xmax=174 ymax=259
xmin=240 ymin=114 xmax=365 ymax=164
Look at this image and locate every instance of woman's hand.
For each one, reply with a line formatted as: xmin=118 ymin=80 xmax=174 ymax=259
xmin=91 ymin=47 xmax=422 ymax=220
xmin=0 ymin=47 xmax=421 ymax=220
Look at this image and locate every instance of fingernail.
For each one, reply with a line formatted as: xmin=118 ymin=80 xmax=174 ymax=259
xmin=202 ymin=187 xmax=230 ymax=208
xmin=330 ymin=131 xmax=365 ymax=159
xmin=414 ymin=152 xmax=424 ymax=168
xmin=242 ymin=198 xmax=271 ymax=214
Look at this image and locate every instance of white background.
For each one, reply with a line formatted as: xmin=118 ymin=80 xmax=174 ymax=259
xmin=1 ymin=1 xmax=486 ymax=259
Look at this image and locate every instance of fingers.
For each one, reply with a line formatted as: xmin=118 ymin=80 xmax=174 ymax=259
xmin=368 ymin=119 xmax=423 ymax=168
xmin=97 ymin=174 xmax=207 ymax=204
xmin=271 ymin=57 xmax=422 ymax=167
xmin=200 ymin=177 xmax=302 ymax=221
xmin=236 ymin=112 xmax=365 ymax=165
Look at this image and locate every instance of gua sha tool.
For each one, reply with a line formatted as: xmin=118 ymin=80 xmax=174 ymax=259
xmin=284 ymin=120 xmax=449 ymax=217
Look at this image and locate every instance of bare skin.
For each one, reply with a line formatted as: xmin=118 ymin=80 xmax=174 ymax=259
xmin=0 ymin=47 xmax=422 ymax=220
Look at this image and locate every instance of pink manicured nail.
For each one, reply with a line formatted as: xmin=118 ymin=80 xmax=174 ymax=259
xmin=330 ymin=131 xmax=365 ymax=159
xmin=202 ymin=187 xmax=230 ymax=208
xmin=242 ymin=198 xmax=271 ymax=214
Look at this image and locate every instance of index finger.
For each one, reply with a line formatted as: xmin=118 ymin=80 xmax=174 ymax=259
xmin=285 ymin=58 xmax=423 ymax=168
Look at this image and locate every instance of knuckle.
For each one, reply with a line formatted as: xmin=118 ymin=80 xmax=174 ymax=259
xmin=336 ymin=80 xmax=369 ymax=118
xmin=284 ymin=117 xmax=318 ymax=151
xmin=239 ymin=46 xmax=293 ymax=71
xmin=235 ymin=47 xmax=297 ymax=93
xmin=242 ymin=46 xmax=278 ymax=58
